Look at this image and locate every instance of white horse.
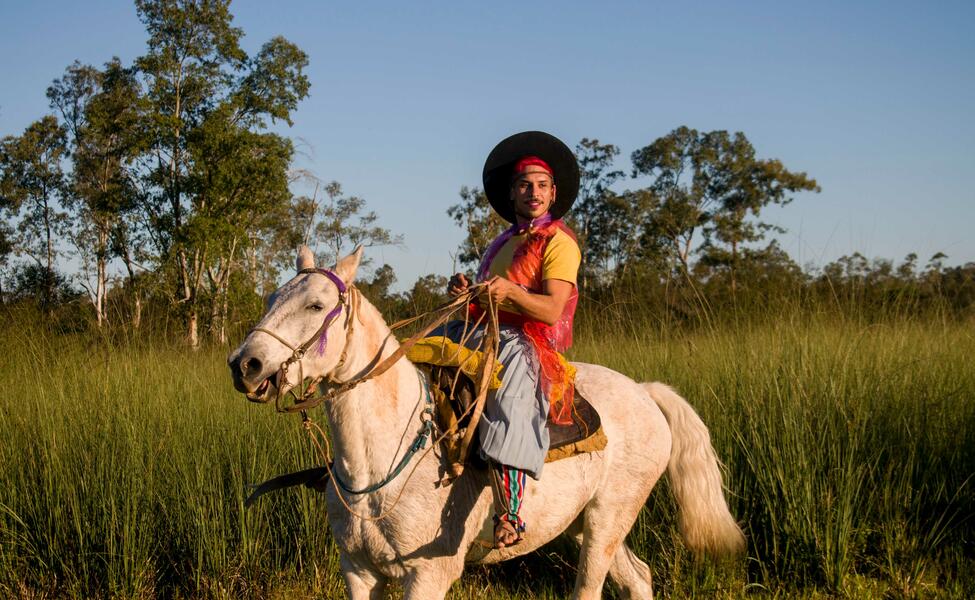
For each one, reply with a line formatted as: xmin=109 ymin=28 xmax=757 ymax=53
xmin=229 ymin=247 xmax=744 ymax=600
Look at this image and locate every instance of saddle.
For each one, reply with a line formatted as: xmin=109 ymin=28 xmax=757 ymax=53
xmin=408 ymin=336 xmax=607 ymax=477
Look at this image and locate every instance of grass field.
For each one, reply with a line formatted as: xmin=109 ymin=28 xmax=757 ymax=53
xmin=1 ymin=308 xmax=973 ymax=598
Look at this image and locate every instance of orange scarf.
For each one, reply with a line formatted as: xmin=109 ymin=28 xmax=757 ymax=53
xmin=474 ymin=220 xmax=578 ymax=425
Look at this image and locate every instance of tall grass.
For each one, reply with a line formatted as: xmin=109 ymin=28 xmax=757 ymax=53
xmin=0 ymin=315 xmax=346 ymax=598
xmin=572 ymin=308 xmax=975 ymax=598
xmin=0 ymin=306 xmax=972 ymax=598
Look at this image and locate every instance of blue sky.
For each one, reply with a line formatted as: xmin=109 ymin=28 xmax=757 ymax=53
xmin=1 ymin=0 xmax=972 ymax=289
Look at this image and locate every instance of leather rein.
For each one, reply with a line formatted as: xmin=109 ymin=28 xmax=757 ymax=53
xmin=249 ymin=266 xmax=477 ymax=415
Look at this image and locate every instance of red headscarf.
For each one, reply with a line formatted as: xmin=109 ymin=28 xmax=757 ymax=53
xmin=512 ymin=156 xmax=553 ymax=177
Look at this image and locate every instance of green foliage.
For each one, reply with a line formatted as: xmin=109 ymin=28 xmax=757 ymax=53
xmin=404 ymin=273 xmax=450 ymax=315
xmin=631 ymin=126 xmax=820 ymax=281
xmin=235 ymin=36 xmax=311 ymax=127
xmin=811 ymin=252 xmax=975 ymax=319
xmin=46 ymin=58 xmax=145 ymax=324
xmin=2 ymin=264 xmax=81 ymax=308
xmin=311 ymin=180 xmax=404 ymax=269
xmin=128 ymin=0 xmax=310 ymax=344
xmin=0 ymin=116 xmax=70 ymax=307
xmin=2 ymin=0 xmax=316 ymax=337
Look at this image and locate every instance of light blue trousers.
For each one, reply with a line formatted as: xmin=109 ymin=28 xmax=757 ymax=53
xmin=432 ymin=320 xmax=550 ymax=479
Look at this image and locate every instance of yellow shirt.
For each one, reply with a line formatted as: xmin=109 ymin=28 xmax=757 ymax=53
xmin=486 ymin=228 xmax=581 ymax=312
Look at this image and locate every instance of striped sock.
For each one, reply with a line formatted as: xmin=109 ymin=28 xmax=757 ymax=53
xmin=491 ymin=463 xmax=527 ymax=532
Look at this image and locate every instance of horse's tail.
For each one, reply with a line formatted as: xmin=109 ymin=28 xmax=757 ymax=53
xmin=642 ymin=382 xmax=745 ymax=557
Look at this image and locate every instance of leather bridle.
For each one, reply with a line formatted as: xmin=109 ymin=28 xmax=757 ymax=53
xmin=250 ymin=267 xmax=357 ymax=413
xmin=247 ymin=266 xmax=478 ymax=415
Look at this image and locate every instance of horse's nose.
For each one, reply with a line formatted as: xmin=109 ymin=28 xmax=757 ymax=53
xmin=229 ymin=354 xmax=265 ymax=391
xmin=241 ymin=356 xmax=263 ymax=379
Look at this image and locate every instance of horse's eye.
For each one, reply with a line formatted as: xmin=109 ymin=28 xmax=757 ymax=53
xmin=307 ymin=303 xmax=324 ymax=312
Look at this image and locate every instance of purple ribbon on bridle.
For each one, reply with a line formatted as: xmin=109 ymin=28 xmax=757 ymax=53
xmin=305 ymin=268 xmax=348 ymax=356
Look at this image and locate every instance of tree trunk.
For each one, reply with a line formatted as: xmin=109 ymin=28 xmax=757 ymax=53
xmin=730 ymin=240 xmax=738 ymax=299
xmin=120 ymin=239 xmax=141 ymax=330
xmin=187 ymin=309 xmax=199 ymax=349
xmin=128 ymin=273 xmax=140 ymax=330
xmin=44 ymin=192 xmax=54 ymax=310
xmin=95 ymin=262 xmax=106 ymax=327
xmin=250 ymin=242 xmax=260 ymax=296
xmin=219 ymin=279 xmax=229 ymax=345
xmin=133 ymin=294 xmax=142 ymax=330
xmin=181 ymin=246 xmax=205 ymax=349
xmin=209 ymin=292 xmax=219 ymax=338
xmin=95 ymin=228 xmax=109 ymax=327
xmin=209 ymin=242 xmax=237 ymax=345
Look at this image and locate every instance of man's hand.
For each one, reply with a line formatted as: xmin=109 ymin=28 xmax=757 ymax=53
xmin=448 ymin=273 xmax=470 ymax=296
xmin=482 ymin=277 xmax=573 ymax=326
xmin=480 ymin=276 xmax=519 ymax=305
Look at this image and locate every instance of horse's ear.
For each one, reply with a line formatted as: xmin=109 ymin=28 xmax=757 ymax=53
xmin=335 ymin=246 xmax=364 ymax=284
xmin=296 ymin=245 xmax=315 ymax=272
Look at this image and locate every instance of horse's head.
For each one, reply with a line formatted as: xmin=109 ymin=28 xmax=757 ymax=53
xmin=228 ymin=245 xmax=362 ymax=403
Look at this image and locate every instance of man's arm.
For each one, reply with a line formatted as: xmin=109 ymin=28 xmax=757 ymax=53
xmin=481 ymin=276 xmax=573 ymax=326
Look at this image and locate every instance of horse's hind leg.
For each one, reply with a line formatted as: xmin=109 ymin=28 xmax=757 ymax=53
xmin=570 ymin=449 xmax=666 ymax=599
xmin=566 ymin=516 xmax=654 ymax=599
xmin=608 ymin=543 xmax=654 ymax=599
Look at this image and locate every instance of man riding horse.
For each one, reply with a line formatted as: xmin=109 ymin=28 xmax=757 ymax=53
xmin=438 ymin=130 xmax=582 ymax=548
xmin=229 ymin=130 xmax=744 ymax=596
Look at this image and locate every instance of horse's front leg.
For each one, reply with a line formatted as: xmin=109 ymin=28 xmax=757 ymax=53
xmin=339 ymin=553 xmax=387 ymax=600
xmin=401 ymin=564 xmax=462 ymax=600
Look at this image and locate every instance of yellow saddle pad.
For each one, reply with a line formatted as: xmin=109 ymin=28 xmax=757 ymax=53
xmin=407 ymin=337 xmax=607 ymax=466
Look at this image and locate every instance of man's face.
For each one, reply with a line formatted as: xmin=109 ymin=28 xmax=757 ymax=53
xmin=510 ymin=166 xmax=557 ymax=223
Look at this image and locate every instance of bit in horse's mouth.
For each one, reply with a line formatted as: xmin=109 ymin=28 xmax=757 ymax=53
xmin=246 ymin=378 xmax=272 ymax=402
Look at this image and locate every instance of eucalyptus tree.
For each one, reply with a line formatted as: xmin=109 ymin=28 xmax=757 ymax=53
xmin=696 ymin=132 xmax=819 ymax=294
xmin=185 ymin=108 xmax=294 ymax=343
xmin=132 ymin=0 xmax=309 ymax=346
xmin=631 ymin=126 xmax=818 ymax=294
xmin=630 ymin=126 xmax=713 ymax=277
xmin=0 ymin=116 xmax=70 ymax=309
xmin=568 ymin=138 xmax=625 ymax=290
xmin=48 ymin=59 xmax=143 ymax=326
xmin=313 ymin=180 xmax=403 ymax=270
xmin=240 ymin=181 xmax=317 ymax=303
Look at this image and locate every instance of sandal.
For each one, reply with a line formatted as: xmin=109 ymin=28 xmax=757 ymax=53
xmin=493 ymin=516 xmax=524 ymax=549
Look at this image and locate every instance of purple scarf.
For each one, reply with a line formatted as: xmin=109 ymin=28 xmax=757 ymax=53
xmin=476 ymin=212 xmax=554 ymax=282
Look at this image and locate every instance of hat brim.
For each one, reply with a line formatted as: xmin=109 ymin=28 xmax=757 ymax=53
xmin=482 ymin=131 xmax=579 ymax=223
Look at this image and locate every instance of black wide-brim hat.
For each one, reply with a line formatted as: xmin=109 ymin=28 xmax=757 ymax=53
xmin=482 ymin=131 xmax=579 ymax=223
